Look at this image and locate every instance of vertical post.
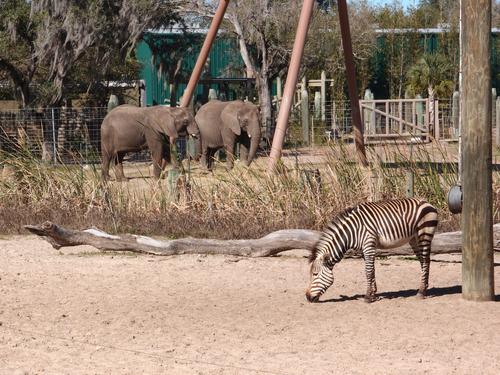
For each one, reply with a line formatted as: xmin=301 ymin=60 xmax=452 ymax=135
xmin=385 ymin=101 xmax=389 ymax=135
xmin=337 ymin=0 xmax=367 ymax=166
xmin=331 ymin=99 xmax=337 ymax=135
xmin=452 ymin=91 xmax=460 ymax=138
xmin=363 ymin=89 xmax=374 ymax=135
xmin=492 ymin=88 xmax=497 ymax=133
xmin=434 ymin=99 xmax=440 ymax=140
xmin=51 ymin=108 xmax=57 ymax=164
xmin=411 ymin=101 xmax=416 ymax=134
xmin=301 ymin=87 xmax=310 ymax=145
xmin=398 ymin=100 xmax=403 ymax=134
xmin=416 ymin=94 xmax=423 ymax=129
xmin=496 ymin=96 xmax=500 ymax=147
xmin=180 ymin=0 xmax=230 ymax=108
xmin=267 ymin=0 xmax=315 ymax=172
xmin=314 ymin=91 xmax=321 ymax=119
xmin=311 ymin=116 xmax=315 ymax=146
xmin=320 ymin=71 xmax=326 ymax=122
xmin=277 ymin=76 xmax=283 ymax=100
xmin=461 ymin=0 xmax=494 ymax=301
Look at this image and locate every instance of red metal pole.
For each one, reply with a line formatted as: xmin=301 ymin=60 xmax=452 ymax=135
xmin=267 ymin=0 xmax=315 ymax=173
xmin=337 ymin=0 xmax=368 ymax=166
xmin=180 ymin=0 xmax=230 ymax=108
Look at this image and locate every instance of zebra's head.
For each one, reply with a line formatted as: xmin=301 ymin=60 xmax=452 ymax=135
xmin=305 ymin=251 xmax=334 ymax=303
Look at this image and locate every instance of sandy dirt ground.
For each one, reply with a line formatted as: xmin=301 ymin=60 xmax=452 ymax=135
xmin=0 ymin=236 xmax=499 ymax=375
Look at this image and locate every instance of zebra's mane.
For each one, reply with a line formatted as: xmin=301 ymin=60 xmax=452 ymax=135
xmin=308 ymin=205 xmax=357 ymax=263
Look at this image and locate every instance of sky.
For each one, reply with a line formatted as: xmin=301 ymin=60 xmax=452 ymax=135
xmin=369 ymin=0 xmax=417 ymax=9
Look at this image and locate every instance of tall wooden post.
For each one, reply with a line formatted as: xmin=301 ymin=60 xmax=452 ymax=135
xmin=461 ymin=0 xmax=494 ymax=301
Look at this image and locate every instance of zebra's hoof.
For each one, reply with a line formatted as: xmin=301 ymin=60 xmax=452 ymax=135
xmin=364 ymin=295 xmax=377 ymax=303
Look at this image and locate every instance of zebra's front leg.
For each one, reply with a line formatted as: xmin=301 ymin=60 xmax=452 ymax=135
xmin=363 ymin=246 xmax=377 ymax=303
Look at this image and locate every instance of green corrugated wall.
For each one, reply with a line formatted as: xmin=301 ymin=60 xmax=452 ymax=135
xmin=136 ymin=32 xmax=245 ymax=106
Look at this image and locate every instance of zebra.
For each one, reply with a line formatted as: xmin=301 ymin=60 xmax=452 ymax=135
xmin=305 ymin=198 xmax=438 ymax=303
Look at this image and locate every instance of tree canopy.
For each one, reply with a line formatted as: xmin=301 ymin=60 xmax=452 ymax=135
xmin=0 ymin=0 xmax=181 ymax=106
xmin=1 ymin=0 xmax=499 ymax=106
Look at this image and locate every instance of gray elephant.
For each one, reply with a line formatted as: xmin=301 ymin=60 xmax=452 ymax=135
xmin=195 ymin=100 xmax=261 ymax=170
xmin=100 ymin=104 xmax=199 ymax=181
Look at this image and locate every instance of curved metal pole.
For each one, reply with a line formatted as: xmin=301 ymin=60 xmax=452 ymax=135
xmin=267 ymin=0 xmax=315 ymax=173
xmin=180 ymin=0 xmax=230 ymax=108
xmin=337 ymin=0 xmax=367 ymax=166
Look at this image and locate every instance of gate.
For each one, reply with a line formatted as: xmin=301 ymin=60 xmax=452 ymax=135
xmin=360 ymin=98 xmax=433 ymax=142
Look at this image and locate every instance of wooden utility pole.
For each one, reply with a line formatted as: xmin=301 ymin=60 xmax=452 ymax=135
xmin=461 ymin=0 xmax=494 ymax=301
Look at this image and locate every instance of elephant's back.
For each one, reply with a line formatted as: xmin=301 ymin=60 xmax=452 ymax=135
xmin=195 ymin=101 xmax=227 ymax=123
xmin=102 ymin=105 xmax=143 ymax=127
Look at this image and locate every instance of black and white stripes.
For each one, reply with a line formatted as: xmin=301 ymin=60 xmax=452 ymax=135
xmin=305 ymin=198 xmax=438 ymax=303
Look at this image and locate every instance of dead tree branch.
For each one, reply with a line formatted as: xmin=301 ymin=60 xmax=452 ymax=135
xmin=24 ymin=222 xmax=500 ymax=258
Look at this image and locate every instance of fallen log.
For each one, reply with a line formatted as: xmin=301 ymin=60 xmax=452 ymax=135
xmin=24 ymin=222 xmax=500 ymax=258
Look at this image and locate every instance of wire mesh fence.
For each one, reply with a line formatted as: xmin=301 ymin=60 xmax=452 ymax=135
xmin=1 ymin=99 xmax=496 ymax=168
xmin=0 ymin=107 xmax=107 ymax=164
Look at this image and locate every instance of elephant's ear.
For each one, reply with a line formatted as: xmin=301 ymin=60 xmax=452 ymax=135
xmin=221 ymin=107 xmax=241 ymax=136
xmin=160 ymin=109 xmax=179 ymax=139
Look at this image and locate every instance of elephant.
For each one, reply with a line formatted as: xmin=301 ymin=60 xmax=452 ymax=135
xmin=195 ymin=100 xmax=261 ymax=170
xmin=100 ymin=104 xmax=199 ymax=181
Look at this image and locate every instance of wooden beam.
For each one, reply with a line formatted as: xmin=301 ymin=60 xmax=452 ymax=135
xmin=461 ymin=0 xmax=495 ymax=300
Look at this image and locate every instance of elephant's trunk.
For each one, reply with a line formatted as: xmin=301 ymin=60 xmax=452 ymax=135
xmin=246 ymin=128 xmax=261 ymax=166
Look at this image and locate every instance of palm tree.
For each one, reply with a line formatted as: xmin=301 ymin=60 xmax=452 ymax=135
xmin=406 ymin=53 xmax=455 ymax=98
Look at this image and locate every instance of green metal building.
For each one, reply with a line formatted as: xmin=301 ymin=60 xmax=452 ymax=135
xmin=137 ymin=27 xmax=500 ymax=105
xmin=136 ymin=29 xmax=249 ymax=106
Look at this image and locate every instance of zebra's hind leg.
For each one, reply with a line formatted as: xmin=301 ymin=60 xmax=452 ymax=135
xmin=410 ymin=237 xmax=431 ymax=298
xmin=363 ymin=246 xmax=377 ymax=303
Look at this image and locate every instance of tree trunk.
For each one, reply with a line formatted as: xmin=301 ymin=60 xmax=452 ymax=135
xmin=256 ymin=74 xmax=272 ymax=129
xmin=0 ymin=58 xmax=31 ymax=107
xmin=24 ymin=222 xmax=500 ymax=258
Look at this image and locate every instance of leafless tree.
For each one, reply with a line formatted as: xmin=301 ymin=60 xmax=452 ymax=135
xmin=185 ymin=0 xmax=300 ymax=127
xmin=304 ymin=1 xmax=377 ymax=98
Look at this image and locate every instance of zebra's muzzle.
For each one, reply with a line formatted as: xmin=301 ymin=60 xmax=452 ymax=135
xmin=305 ymin=290 xmax=320 ymax=303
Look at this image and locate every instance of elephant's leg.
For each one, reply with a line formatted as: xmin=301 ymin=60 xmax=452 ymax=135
xmin=169 ymin=140 xmax=178 ymax=170
xmin=149 ymin=143 xmax=166 ymax=179
xmin=207 ymin=148 xmax=215 ymax=171
xmin=224 ymin=143 xmax=235 ymax=170
xmin=114 ymin=152 xmax=127 ymax=182
xmin=101 ymin=150 xmax=112 ymax=181
xmin=201 ymin=142 xmax=210 ymax=171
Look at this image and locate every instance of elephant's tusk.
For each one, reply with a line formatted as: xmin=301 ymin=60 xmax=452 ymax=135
xmin=248 ymin=134 xmax=252 ymax=138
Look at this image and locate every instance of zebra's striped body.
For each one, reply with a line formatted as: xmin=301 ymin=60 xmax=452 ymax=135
xmin=306 ymin=198 xmax=438 ymax=303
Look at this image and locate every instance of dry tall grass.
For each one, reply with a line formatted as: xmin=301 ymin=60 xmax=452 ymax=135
xmin=0 ymin=142 xmax=492 ymax=238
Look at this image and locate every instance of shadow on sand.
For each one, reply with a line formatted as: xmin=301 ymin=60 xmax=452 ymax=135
xmin=320 ymin=285 xmax=500 ymax=302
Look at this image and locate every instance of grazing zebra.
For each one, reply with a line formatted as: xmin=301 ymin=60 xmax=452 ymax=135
xmin=305 ymin=198 xmax=438 ymax=303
